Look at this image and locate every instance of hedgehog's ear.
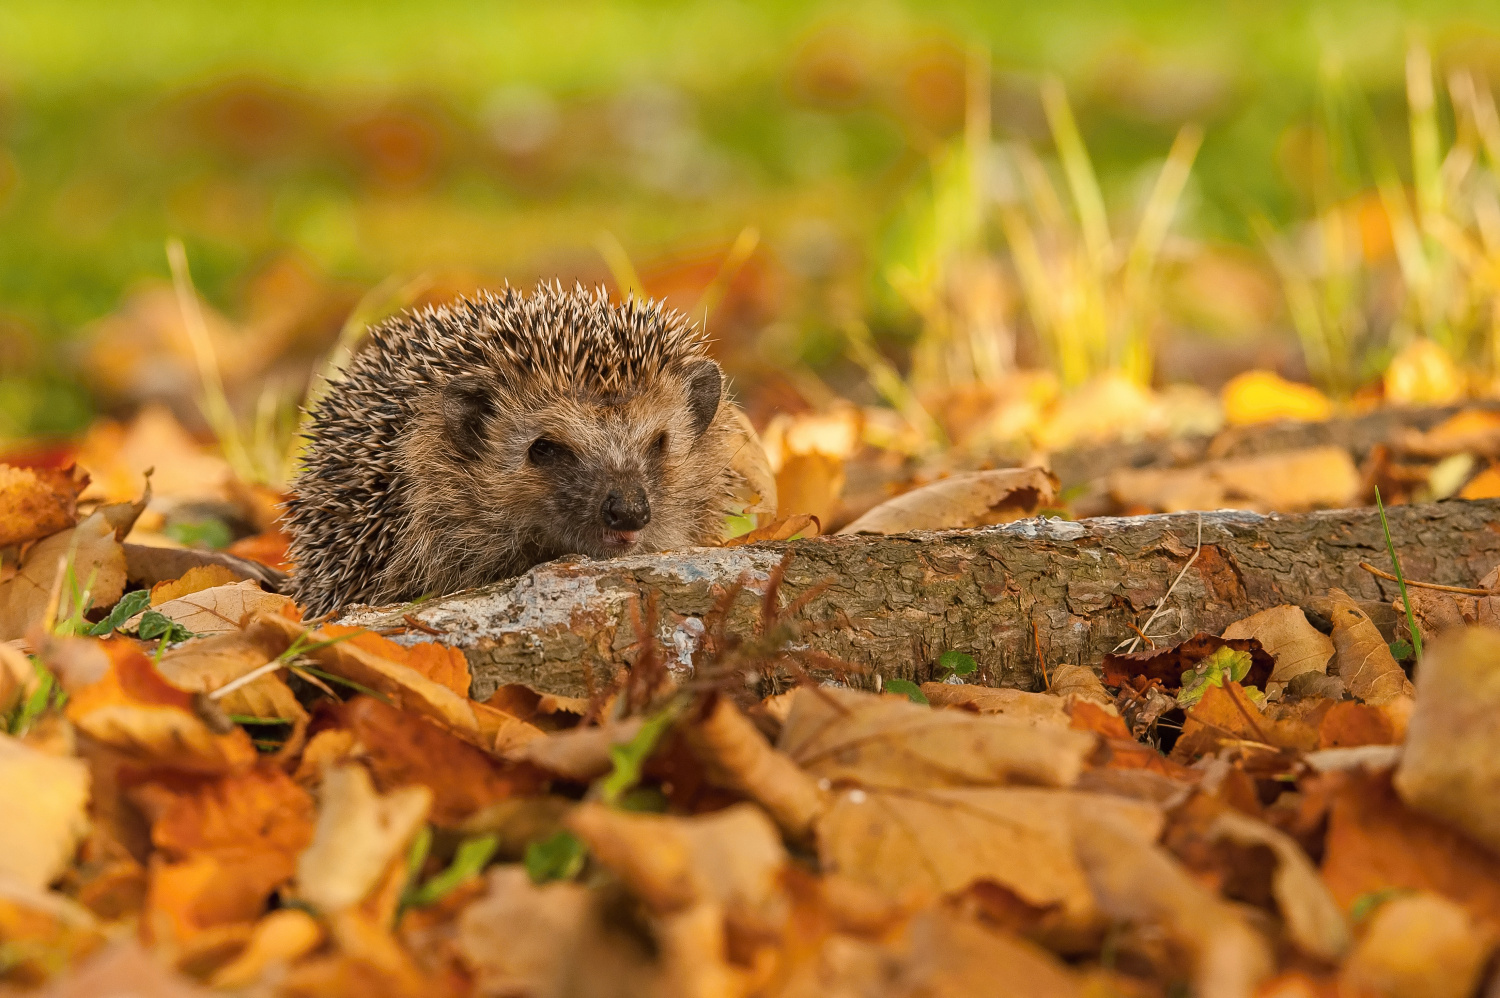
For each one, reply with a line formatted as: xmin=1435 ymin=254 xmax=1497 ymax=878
xmin=684 ymin=359 xmax=722 ymax=437
xmin=441 ymin=375 xmax=495 ymax=461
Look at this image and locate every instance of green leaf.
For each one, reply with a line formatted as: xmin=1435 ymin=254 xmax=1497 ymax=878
xmin=405 ymin=833 xmax=498 ymax=909
xmin=616 ymin=785 xmax=669 ymax=813
xmin=1176 ymin=646 xmax=1254 ymax=709
xmin=87 ymin=589 xmax=151 ymax=637
xmin=937 ymin=649 xmax=977 ymax=677
xmin=1388 ymin=639 xmax=1414 ymax=661
xmin=525 ymin=831 xmax=586 ymax=884
xmin=884 ymin=679 xmax=928 ymax=704
xmin=134 ymin=610 xmax=192 ymax=643
xmin=597 ymin=701 xmax=681 ymax=805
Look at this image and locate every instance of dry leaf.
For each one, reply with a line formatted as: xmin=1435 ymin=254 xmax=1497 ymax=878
xmin=149 ymin=564 xmax=240 ymax=605
xmin=1172 ymin=682 xmax=1318 ymax=762
xmin=817 ymin=786 xmax=1162 ymax=935
xmin=1222 ymin=605 xmax=1333 ymax=683
xmin=779 ymin=686 xmax=1096 ymax=789
xmin=59 ymin=637 xmax=258 ymax=773
xmin=503 ymin=719 xmax=646 ymax=781
xmin=155 ymin=630 xmax=307 ymax=734
xmin=28 ymin=939 xmax=208 ymax=998
xmin=1104 ymin=633 xmax=1274 ymax=692
xmin=1396 ymin=408 xmax=1500 ymax=458
xmin=74 ymin=404 xmax=232 ymax=506
xmin=224 ymin=530 xmax=294 ymax=572
xmin=0 ymin=734 xmax=91 ymax=891
xmin=457 ymin=867 xmax=591 ymax=998
xmin=331 ymin=696 xmax=545 ymax=827
xmin=568 ymin=801 xmax=788 ymax=925
xmin=1207 ymin=809 xmax=1349 ymax=961
xmin=0 ymin=463 xmax=87 ymax=548
xmin=684 ymin=694 xmax=825 ymax=840
xmin=208 ymin=907 xmax=323 ymax=989
xmin=1107 ymin=446 xmax=1359 ymax=513
xmin=1339 ymin=893 xmax=1491 ymax=998
xmin=1394 ymin=627 xmax=1500 ymax=856
xmin=0 ymin=510 xmax=127 ymax=640
xmin=136 ymin=580 xmax=293 ymax=635
xmin=1384 ymin=338 xmax=1466 ymax=405
xmin=249 ymin=613 xmax=540 ymax=753
xmin=1318 ymin=588 xmax=1414 ymax=705
xmin=1221 ymin=370 xmax=1332 ymax=425
xmin=1317 ymin=770 xmax=1500 ymax=935
xmin=318 ymin=624 xmax=471 ymax=699
xmin=776 ymin=452 xmax=844 ymax=527
xmin=1047 ymin=664 xmax=1113 ymax=706
xmin=295 ymin=764 xmax=431 ymax=914
xmin=838 ymin=467 xmax=1058 ymax=535
xmin=727 ymin=404 xmax=777 ymax=516
xmin=1073 ymin=810 xmax=1274 ymax=998
xmin=894 ymin=905 xmax=1084 ymax=998
xmin=921 ymin=683 xmax=1072 ymax=727
xmin=0 ymin=640 xmax=34 ymax=713
xmin=721 ymin=512 xmax=820 ymax=547
xmin=1317 ymin=700 xmax=1395 ymax=748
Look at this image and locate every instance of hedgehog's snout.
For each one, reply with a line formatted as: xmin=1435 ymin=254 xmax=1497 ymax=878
xmin=601 ymin=486 xmax=651 ymax=541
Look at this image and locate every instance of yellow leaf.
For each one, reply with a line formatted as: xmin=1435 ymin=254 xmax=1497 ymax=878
xmin=0 ymin=510 xmax=127 ymax=640
xmin=1384 ymin=339 xmax=1466 ymax=405
xmin=295 ymin=764 xmax=430 ymax=914
xmin=0 ymin=734 xmax=91 ymax=891
xmin=1221 ymin=369 xmax=1332 ymax=425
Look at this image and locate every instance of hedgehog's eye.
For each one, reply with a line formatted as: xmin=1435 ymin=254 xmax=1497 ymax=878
xmin=527 ymin=438 xmax=574 ymax=465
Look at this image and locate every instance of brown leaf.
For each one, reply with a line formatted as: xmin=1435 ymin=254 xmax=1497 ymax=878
xmin=249 ymin=613 xmax=541 ymax=754
xmin=317 ymin=624 xmax=471 ymax=699
xmin=456 ymin=867 xmax=591 ymax=998
xmin=123 ymin=543 xmax=288 ymax=594
xmin=892 ymin=905 xmax=1084 ymax=997
xmin=137 ymin=580 xmax=293 ymax=635
xmin=1338 ymin=893 xmax=1491 ymax=998
xmin=502 ymin=718 xmax=645 ymax=782
xmin=1047 ymin=663 xmax=1113 ymax=706
xmin=1072 ymin=810 xmax=1275 ymax=998
xmin=1171 ymin=682 xmax=1318 ymax=762
xmin=1394 ymin=627 xmax=1500 ymax=856
xmin=1394 ymin=407 xmax=1500 ymax=457
xmin=1222 ymin=605 xmax=1333 ymax=683
xmin=0 ymin=510 xmax=127 ymax=640
xmin=136 ymin=766 xmax=313 ymax=944
xmin=208 ymin=908 xmax=323 ymax=989
xmin=0 ymin=735 xmax=91 ymax=891
xmin=155 ymin=630 xmax=308 ymax=738
xmin=727 ymin=404 xmax=777 ymax=516
xmin=1317 ymin=770 xmax=1500 ymax=935
xmin=0 ymin=463 xmax=87 ymax=548
xmin=331 ymin=696 xmax=545 ymax=827
xmin=568 ymin=801 xmax=788 ymax=926
xmin=482 ymin=684 xmax=587 ymax=731
xmin=1207 ymin=809 xmax=1349 ymax=961
xmin=684 ymin=694 xmax=825 ymax=841
xmin=721 ymin=512 xmax=820 ymax=546
xmin=295 ymin=764 xmax=431 ymax=914
xmin=30 ymin=939 xmax=208 ymax=998
xmin=149 ymin=564 xmax=240 ymax=605
xmin=778 ymin=685 xmax=1096 ymax=789
xmin=58 ymin=637 xmax=258 ymax=773
xmin=775 ymin=452 xmax=844 ymax=527
xmin=837 ymin=467 xmax=1058 ymax=535
xmin=1317 ymin=700 xmax=1395 ymax=749
xmin=1107 ymin=445 xmax=1359 ymax=513
xmin=816 ymin=786 xmax=1162 ymax=938
xmin=1320 ymin=588 xmax=1414 ymax=705
xmin=1104 ymin=632 xmax=1275 ymax=692
xmin=920 ymin=684 xmax=1071 ymax=726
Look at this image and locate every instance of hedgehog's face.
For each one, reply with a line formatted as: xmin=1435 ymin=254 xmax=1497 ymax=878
xmin=418 ymin=359 xmax=724 ymax=565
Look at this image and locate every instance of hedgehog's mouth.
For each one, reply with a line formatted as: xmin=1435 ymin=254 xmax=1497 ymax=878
xmin=601 ymin=529 xmax=643 ymax=551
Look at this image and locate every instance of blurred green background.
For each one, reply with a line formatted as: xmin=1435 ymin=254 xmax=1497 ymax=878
xmin=3 ymin=0 xmax=1499 ymax=442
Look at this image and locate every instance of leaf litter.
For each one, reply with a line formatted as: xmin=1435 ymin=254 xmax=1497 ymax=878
xmin=4 ymin=432 xmax=1500 ymax=997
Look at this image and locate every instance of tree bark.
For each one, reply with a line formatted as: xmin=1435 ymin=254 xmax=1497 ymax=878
xmin=339 ymin=498 xmax=1500 ymax=700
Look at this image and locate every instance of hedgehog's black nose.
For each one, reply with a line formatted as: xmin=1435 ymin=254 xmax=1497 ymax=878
xmin=602 ymin=488 xmax=651 ymax=531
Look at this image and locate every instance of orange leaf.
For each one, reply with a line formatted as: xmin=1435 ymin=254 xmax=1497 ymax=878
xmin=147 ymin=766 xmax=314 ymax=860
xmin=1317 ymin=701 xmax=1396 ymax=749
xmin=318 ymin=624 xmax=470 ymax=699
xmin=61 ymin=637 xmax=257 ymax=773
xmin=226 ymin=530 xmax=293 ymax=572
xmin=332 ymin=696 xmax=546 ymax=827
xmin=0 ymin=462 xmax=88 ymax=547
xmin=1318 ymin=770 xmax=1500 ymax=935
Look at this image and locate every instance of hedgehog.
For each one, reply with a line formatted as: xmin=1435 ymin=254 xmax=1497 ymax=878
xmin=284 ymin=283 xmax=744 ymax=617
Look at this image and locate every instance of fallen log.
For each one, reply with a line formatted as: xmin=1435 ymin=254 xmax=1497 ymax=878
xmin=339 ymin=498 xmax=1500 ymax=700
